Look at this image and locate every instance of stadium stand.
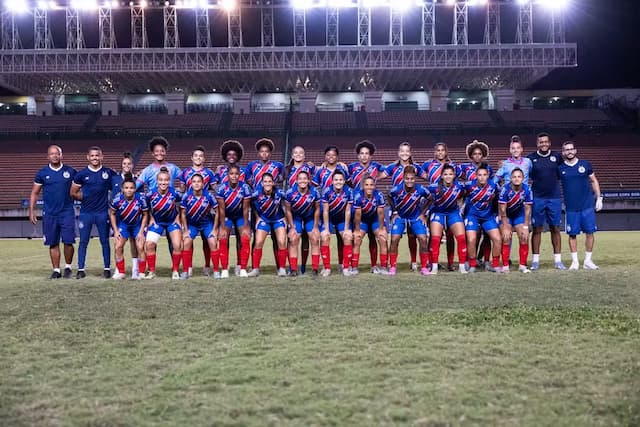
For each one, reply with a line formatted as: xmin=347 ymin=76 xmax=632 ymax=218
xmin=0 ymin=115 xmax=91 ymax=135
xmin=94 ymin=113 xmax=224 ymax=134
xmin=366 ymin=111 xmax=494 ymax=131
xmin=499 ymin=109 xmax=612 ymax=129
xmin=228 ymin=112 xmax=287 ymax=134
xmin=292 ymin=112 xmax=357 ymax=133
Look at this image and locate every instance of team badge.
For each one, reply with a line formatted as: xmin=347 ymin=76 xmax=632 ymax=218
xmin=102 ymin=171 xmax=109 ymax=179
xmin=578 ymin=166 xmax=585 ymax=174
xmin=63 ymin=171 xmax=70 ymax=178
xmin=550 ymin=156 xmax=557 ymax=162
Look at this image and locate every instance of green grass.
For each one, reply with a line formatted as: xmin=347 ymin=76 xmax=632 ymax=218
xmin=1 ymin=232 xmax=639 ymax=426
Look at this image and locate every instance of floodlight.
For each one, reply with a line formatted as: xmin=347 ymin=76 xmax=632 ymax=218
xmin=112 ymin=0 xmax=120 ymax=7
xmin=140 ymin=0 xmax=147 ymax=8
xmin=362 ymin=0 xmax=386 ymax=8
xmin=469 ymin=0 xmax=487 ymax=6
xmin=48 ymin=1 xmax=57 ymax=8
xmin=292 ymin=0 xmax=313 ymax=9
xmin=391 ymin=0 xmax=412 ymax=11
xmin=198 ymin=0 xmax=209 ymax=7
xmin=539 ymin=0 xmax=568 ymax=9
xmin=37 ymin=0 xmax=48 ymax=9
xmin=517 ymin=0 xmax=529 ymax=4
xmin=220 ymin=0 xmax=236 ymax=11
xmin=445 ymin=0 xmax=455 ymax=6
xmin=328 ymin=0 xmax=354 ymax=8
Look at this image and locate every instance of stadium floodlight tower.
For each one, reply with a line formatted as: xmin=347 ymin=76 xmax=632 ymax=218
xmin=1 ymin=0 xmax=27 ymax=49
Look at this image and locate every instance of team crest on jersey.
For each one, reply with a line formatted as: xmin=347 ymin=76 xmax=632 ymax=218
xmin=550 ymin=156 xmax=557 ymax=162
xmin=578 ymin=166 xmax=585 ymax=174
xmin=63 ymin=171 xmax=70 ymax=178
xmin=102 ymin=171 xmax=109 ymax=179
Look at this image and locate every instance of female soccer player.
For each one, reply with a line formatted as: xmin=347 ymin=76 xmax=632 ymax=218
xmin=427 ymin=164 xmax=468 ymax=274
xmin=463 ymin=164 xmax=502 ymax=273
xmin=384 ymin=142 xmax=420 ymax=272
xmin=388 ymin=166 xmax=431 ymax=276
xmin=498 ymin=168 xmax=533 ymax=273
xmin=320 ymin=169 xmax=353 ymax=277
xmin=180 ymin=173 xmax=220 ymax=279
xmin=216 ymin=164 xmax=252 ymax=278
xmin=109 ymin=173 xmax=148 ymax=280
xmin=144 ymin=167 xmax=183 ymax=279
xmin=353 ymin=175 xmax=388 ymax=275
xmin=284 ymin=170 xmax=321 ymax=277
xmin=494 ymin=135 xmax=532 ymax=185
xmin=248 ymin=173 xmax=288 ymax=277
xmin=460 ymin=140 xmax=493 ymax=181
xmin=285 ymin=145 xmax=316 ymax=274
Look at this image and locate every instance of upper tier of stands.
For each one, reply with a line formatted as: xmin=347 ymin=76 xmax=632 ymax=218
xmin=0 ymin=114 xmax=91 ymax=134
xmin=94 ymin=113 xmax=224 ymax=134
xmin=366 ymin=110 xmax=494 ymax=131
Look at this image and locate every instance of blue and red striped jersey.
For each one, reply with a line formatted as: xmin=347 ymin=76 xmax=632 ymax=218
xmin=251 ymin=188 xmax=285 ymax=220
xmin=348 ymin=161 xmax=385 ymax=190
xmin=389 ymin=184 xmax=429 ymax=220
xmin=353 ymin=189 xmax=386 ymax=221
xmin=110 ymin=192 xmax=148 ymax=226
xmin=499 ymin=183 xmax=533 ymax=217
xmin=420 ymin=160 xmax=461 ymax=184
xmin=179 ymin=166 xmax=216 ymax=191
xmin=322 ymin=186 xmax=353 ymax=219
xmin=285 ymin=186 xmax=320 ymax=218
xmin=215 ymin=182 xmax=252 ymax=219
xmin=464 ymin=180 xmax=498 ymax=217
xmin=245 ymin=160 xmax=284 ymax=189
xmin=312 ymin=164 xmax=349 ymax=191
xmin=181 ymin=191 xmax=218 ymax=225
xmin=287 ymin=162 xmax=316 ymax=189
xmin=427 ymin=182 xmax=464 ymax=213
xmin=146 ymin=188 xmax=181 ymax=223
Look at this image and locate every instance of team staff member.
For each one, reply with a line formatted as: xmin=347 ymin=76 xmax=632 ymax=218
xmin=71 ymin=146 xmax=116 ymax=279
xmin=528 ymin=132 xmax=565 ymax=270
xmin=29 ymin=145 xmax=77 ymax=279
xmin=558 ymin=141 xmax=603 ymax=270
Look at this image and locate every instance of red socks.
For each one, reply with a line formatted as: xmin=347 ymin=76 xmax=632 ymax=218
xmin=252 ymin=248 xmax=263 ymax=270
xmin=389 ymin=253 xmax=398 ymax=268
xmin=408 ymin=236 xmax=417 ymax=263
xmin=351 ymin=252 xmax=360 ymax=269
xmin=430 ymin=236 xmax=441 ymax=266
xmin=277 ymin=249 xmax=287 ymax=270
xmin=138 ymin=259 xmax=147 ymax=274
xmin=420 ymin=252 xmax=430 ymax=269
xmin=211 ymin=249 xmax=220 ymax=273
xmin=380 ymin=253 xmax=388 ymax=269
xmin=492 ymin=255 xmax=500 ymax=268
xmin=147 ymin=253 xmax=157 ymax=272
xmin=219 ymin=239 xmax=229 ymax=270
xmin=171 ymin=253 xmax=181 ymax=272
xmin=342 ymin=245 xmax=353 ymax=269
xmin=290 ymin=256 xmax=298 ymax=272
xmin=182 ymin=249 xmax=193 ymax=273
xmin=502 ymin=244 xmax=511 ymax=267
xmin=455 ymin=234 xmax=467 ymax=265
xmin=321 ymin=245 xmax=331 ymax=269
xmin=311 ymin=254 xmax=320 ymax=270
xmin=519 ymin=243 xmax=529 ymax=266
xmin=469 ymin=257 xmax=477 ymax=268
xmin=240 ymin=235 xmax=251 ymax=269
xmin=116 ymin=258 xmax=125 ymax=274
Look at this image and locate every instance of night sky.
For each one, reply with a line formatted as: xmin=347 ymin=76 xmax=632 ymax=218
xmin=3 ymin=0 xmax=640 ymax=91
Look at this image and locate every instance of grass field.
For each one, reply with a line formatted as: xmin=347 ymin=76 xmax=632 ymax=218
xmin=1 ymin=232 xmax=639 ymax=426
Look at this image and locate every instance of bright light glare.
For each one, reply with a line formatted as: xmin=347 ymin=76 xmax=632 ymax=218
xmin=517 ymin=0 xmax=529 ymax=5
xmin=198 ymin=0 xmax=209 ymax=7
xmin=539 ymin=0 xmax=569 ymax=9
xmin=220 ymin=0 xmax=236 ymax=11
xmin=292 ymin=0 xmax=313 ymax=9
xmin=328 ymin=0 xmax=354 ymax=7
xmin=37 ymin=0 xmax=48 ymax=9
xmin=5 ymin=0 xmax=28 ymax=13
xmin=72 ymin=0 xmax=98 ymax=9
xmin=362 ymin=0 xmax=385 ymax=8
xmin=469 ymin=0 xmax=488 ymax=6
xmin=391 ymin=0 xmax=412 ymax=11
xmin=446 ymin=0 xmax=455 ymax=6
xmin=111 ymin=0 xmax=119 ymax=7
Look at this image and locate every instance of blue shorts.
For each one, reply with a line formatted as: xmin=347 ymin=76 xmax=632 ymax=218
xmin=293 ymin=215 xmax=316 ymax=234
xmin=43 ymin=212 xmax=76 ymax=246
xmin=430 ymin=211 xmax=463 ymax=228
xmin=224 ymin=216 xmax=246 ymax=230
xmin=148 ymin=222 xmax=181 ymax=235
xmin=256 ymin=217 xmax=286 ymax=232
xmin=391 ymin=217 xmax=428 ymax=236
xmin=187 ymin=222 xmax=215 ymax=240
xmin=118 ymin=222 xmax=142 ymax=240
xmin=532 ymin=197 xmax=562 ymax=228
xmin=359 ymin=218 xmax=380 ymax=233
xmin=565 ymin=208 xmax=597 ymax=235
xmin=321 ymin=217 xmax=349 ymax=234
xmin=465 ymin=214 xmax=498 ymax=233
xmin=500 ymin=213 xmax=526 ymax=227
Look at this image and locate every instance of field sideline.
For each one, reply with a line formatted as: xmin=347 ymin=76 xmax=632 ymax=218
xmin=1 ymin=232 xmax=639 ymax=426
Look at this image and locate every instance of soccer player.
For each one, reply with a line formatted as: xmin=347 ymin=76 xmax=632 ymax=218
xmin=421 ymin=143 xmax=461 ymax=272
xmin=348 ymin=140 xmax=386 ymax=275
xmin=179 ymin=145 xmax=217 ymax=277
xmin=248 ymin=173 xmax=288 ymax=277
xmin=29 ymin=145 xmax=77 ymax=279
xmin=498 ymin=168 xmax=533 ymax=274
xmin=144 ymin=167 xmax=183 ymax=279
xmin=427 ymin=164 xmax=468 ymax=274
xmin=463 ymin=164 xmax=501 ymax=273
xmin=383 ymin=142 xmax=420 ymax=273
xmin=284 ymin=170 xmax=321 ymax=277
xmin=214 ymin=139 xmax=247 ymax=185
xmin=285 ymin=145 xmax=316 ymax=274
xmin=109 ymin=173 xmax=149 ymax=280
xmin=70 ymin=146 xmax=117 ymax=279
xmin=495 ymin=135 xmax=532 ymax=185
xmin=460 ymin=140 xmax=494 ymax=182
xmin=527 ymin=132 xmax=565 ymax=270
xmin=245 ymin=138 xmax=285 ymax=189
xmin=111 ymin=151 xmax=141 ymax=278
xmin=136 ymin=136 xmax=181 ymax=191
xmin=558 ymin=141 xmax=603 ymax=270
xmin=320 ymin=169 xmax=354 ymax=277
xmin=352 ymin=175 xmax=388 ymax=275
xmin=216 ymin=164 xmax=252 ymax=278
xmin=387 ymin=165 xmax=430 ymax=276
xmin=180 ymin=173 xmax=220 ymax=279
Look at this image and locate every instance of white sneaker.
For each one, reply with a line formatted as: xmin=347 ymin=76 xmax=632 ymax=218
xmin=342 ymin=268 xmax=352 ymax=277
xmin=180 ymin=272 xmax=190 ymax=280
xmin=172 ymin=271 xmax=181 ymax=280
xmin=220 ymin=269 xmax=229 ymax=279
xmin=247 ymin=268 xmax=260 ymax=277
xmin=202 ymin=267 xmax=211 ymax=277
xmin=351 ymin=268 xmax=359 ymax=275
xmin=321 ymin=268 xmax=331 ymax=277
xmin=583 ymin=261 xmax=599 ymax=270
xmin=234 ymin=265 xmax=241 ymax=276
xmin=501 ymin=265 xmax=510 ymax=274
xmin=431 ymin=264 xmax=438 ymax=275
xmin=112 ymin=272 xmax=126 ymax=280
xmin=131 ymin=272 xmax=141 ymax=280
xmin=410 ymin=262 xmax=418 ymax=272
xmin=277 ymin=268 xmax=287 ymax=277
xmin=213 ymin=271 xmax=221 ymax=279
xmin=143 ymin=271 xmax=156 ymax=280
xmin=518 ymin=265 xmax=531 ymax=274
xmin=239 ymin=269 xmax=248 ymax=278
xmin=569 ymin=261 xmax=579 ymax=271
xmin=371 ymin=266 xmax=381 ymax=274
xmin=459 ymin=264 xmax=468 ymax=274
xmin=378 ymin=267 xmax=389 ymax=275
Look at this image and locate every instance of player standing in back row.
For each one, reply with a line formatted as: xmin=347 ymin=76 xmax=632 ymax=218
xmin=527 ymin=132 xmax=565 ymax=270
